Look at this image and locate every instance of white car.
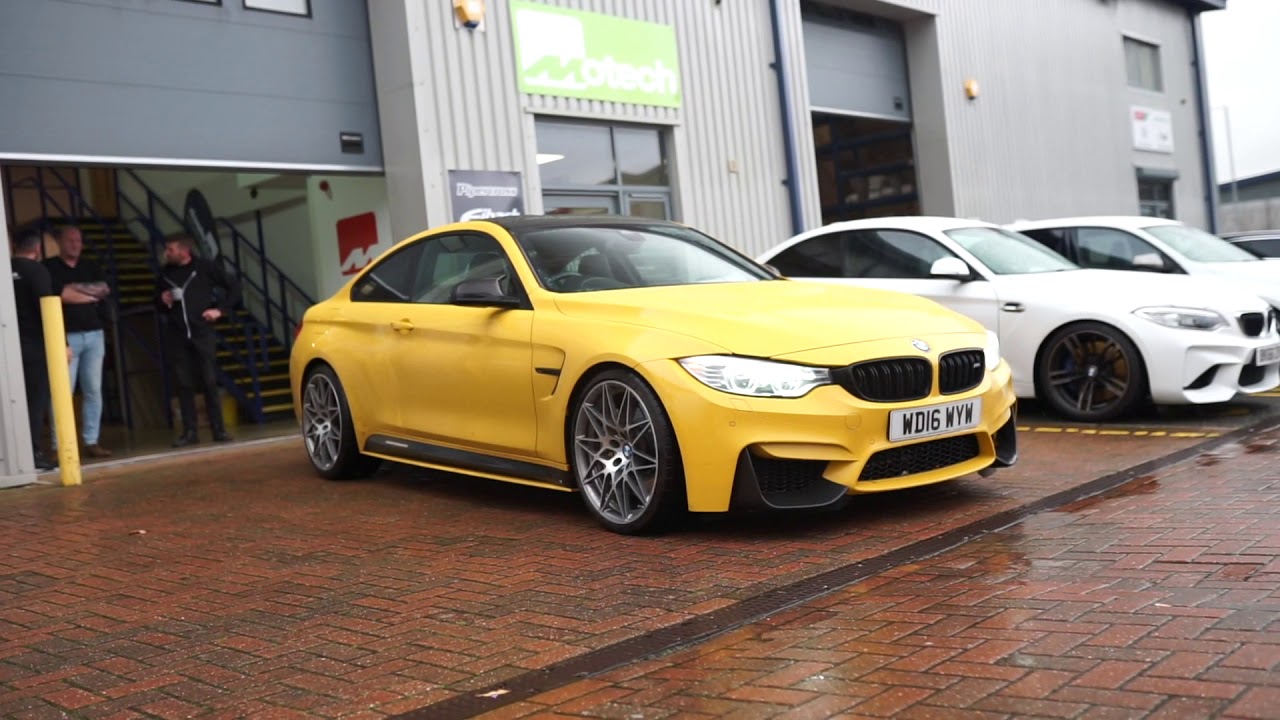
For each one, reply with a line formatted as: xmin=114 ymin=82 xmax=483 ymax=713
xmin=1007 ymin=216 xmax=1280 ymax=309
xmin=758 ymin=216 xmax=1280 ymax=422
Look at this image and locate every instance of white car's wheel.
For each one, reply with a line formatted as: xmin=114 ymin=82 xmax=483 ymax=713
xmin=1035 ymin=322 xmax=1148 ymax=422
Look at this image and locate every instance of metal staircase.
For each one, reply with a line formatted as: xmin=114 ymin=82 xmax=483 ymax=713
xmin=5 ymin=167 xmax=313 ymax=428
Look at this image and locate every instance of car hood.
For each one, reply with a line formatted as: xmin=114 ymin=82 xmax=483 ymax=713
xmin=551 ymin=280 xmax=985 ymax=358
xmin=1188 ymin=261 xmax=1280 ymax=306
xmin=994 ymin=268 xmax=1270 ymax=315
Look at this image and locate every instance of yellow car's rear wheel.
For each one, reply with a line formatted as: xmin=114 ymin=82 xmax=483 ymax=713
xmin=570 ymin=369 xmax=684 ymax=534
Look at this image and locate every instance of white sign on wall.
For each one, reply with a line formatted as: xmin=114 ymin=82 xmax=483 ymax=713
xmin=1131 ymin=106 xmax=1173 ymax=154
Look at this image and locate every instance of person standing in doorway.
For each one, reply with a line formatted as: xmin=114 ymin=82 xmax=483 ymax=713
xmin=11 ymin=225 xmax=66 ymax=471
xmin=157 ymin=233 xmax=240 ymax=447
xmin=45 ymin=224 xmax=113 ymax=459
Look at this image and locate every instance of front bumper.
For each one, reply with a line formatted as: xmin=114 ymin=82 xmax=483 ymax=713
xmin=1142 ymin=329 xmax=1280 ymax=405
xmin=636 ymin=354 xmax=1018 ymax=513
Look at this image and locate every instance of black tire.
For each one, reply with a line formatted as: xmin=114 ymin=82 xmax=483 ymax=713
xmin=301 ymin=364 xmax=382 ymax=480
xmin=1035 ymin=321 xmax=1148 ymax=422
xmin=568 ymin=369 xmax=686 ymax=535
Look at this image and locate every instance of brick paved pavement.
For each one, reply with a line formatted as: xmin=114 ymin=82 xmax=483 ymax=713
xmin=493 ymin=431 xmax=1280 ymax=719
xmin=0 ymin=420 xmax=1271 ymax=718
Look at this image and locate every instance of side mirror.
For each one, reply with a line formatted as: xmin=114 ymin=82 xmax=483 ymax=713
xmin=450 ymin=277 xmax=522 ymax=308
xmin=1132 ymin=253 xmax=1168 ymax=272
xmin=930 ymin=257 xmax=974 ymax=281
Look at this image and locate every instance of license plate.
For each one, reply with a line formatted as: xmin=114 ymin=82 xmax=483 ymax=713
xmin=1257 ymin=344 xmax=1280 ymax=366
xmin=889 ymin=398 xmax=982 ymax=442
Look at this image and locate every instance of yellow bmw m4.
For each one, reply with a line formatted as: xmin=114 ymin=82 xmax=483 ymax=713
xmin=290 ymin=216 xmax=1018 ymax=534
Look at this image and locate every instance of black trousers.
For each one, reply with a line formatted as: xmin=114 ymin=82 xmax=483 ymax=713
xmin=20 ymin=338 xmax=50 ymax=455
xmin=166 ymin=326 xmax=225 ymax=435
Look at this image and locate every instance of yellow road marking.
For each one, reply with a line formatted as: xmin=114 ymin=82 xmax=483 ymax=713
xmin=1016 ymin=425 xmax=1221 ymax=438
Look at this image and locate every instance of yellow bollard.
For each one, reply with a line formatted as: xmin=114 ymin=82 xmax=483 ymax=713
xmin=40 ymin=296 xmax=81 ymax=486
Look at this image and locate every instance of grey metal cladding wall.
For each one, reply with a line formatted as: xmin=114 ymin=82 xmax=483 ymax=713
xmin=1118 ymin=0 xmax=1207 ymax=228
xmin=934 ymin=0 xmax=1203 ymax=226
xmin=415 ymin=0 xmax=805 ymax=255
xmin=0 ymin=0 xmax=381 ymax=170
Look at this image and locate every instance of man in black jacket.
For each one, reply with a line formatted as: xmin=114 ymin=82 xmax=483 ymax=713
xmin=11 ymin=225 xmax=62 ymax=470
xmin=157 ymin=233 xmax=241 ymax=447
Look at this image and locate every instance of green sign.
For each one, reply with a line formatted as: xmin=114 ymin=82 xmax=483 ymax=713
xmin=510 ymin=1 xmax=682 ymax=108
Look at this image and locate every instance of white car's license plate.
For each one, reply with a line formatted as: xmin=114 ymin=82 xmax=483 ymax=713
xmin=1256 ymin=344 xmax=1280 ymax=366
xmin=889 ymin=398 xmax=982 ymax=442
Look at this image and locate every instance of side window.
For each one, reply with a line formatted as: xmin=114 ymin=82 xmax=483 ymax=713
xmin=769 ymin=234 xmax=846 ymax=277
xmin=412 ymin=233 xmax=516 ymax=304
xmin=351 ymin=243 xmax=425 ymax=303
xmin=1076 ymin=227 xmax=1170 ymax=271
xmin=1251 ymin=239 xmax=1280 ymax=258
xmin=846 ymin=230 xmax=958 ymax=279
xmin=1020 ymin=228 xmax=1072 ymax=257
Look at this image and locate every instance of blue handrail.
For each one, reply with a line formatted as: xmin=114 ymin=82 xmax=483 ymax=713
xmin=114 ymin=168 xmax=313 ymax=422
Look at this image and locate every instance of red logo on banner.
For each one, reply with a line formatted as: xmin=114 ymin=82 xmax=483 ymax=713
xmin=337 ymin=212 xmax=379 ymax=276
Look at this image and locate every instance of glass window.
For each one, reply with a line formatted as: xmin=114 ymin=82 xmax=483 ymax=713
xmin=615 ymin=128 xmax=668 ymax=186
xmin=1074 ymin=228 xmax=1171 ymax=271
xmin=1240 ymin=239 xmax=1280 ymax=258
xmin=514 ymin=224 xmax=772 ymax=293
xmin=845 ymin=230 xmax=958 ymax=279
xmin=1019 ymin=228 xmax=1072 ymax=257
xmin=1144 ymin=224 xmax=1260 ymax=263
xmin=1138 ymin=178 xmax=1174 ymax=219
xmin=535 ymin=121 xmax=617 ymax=187
xmin=769 ymin=234 xmax=846 ymax=278
xmin=351 ymin=243 xmax=425 ymax=303
xmin=413 ymin=234 xmax=516 ymax=304
xmin=1124 ymin=37 xmax=1163 ymax=92
xmin=944 ymin=227 xmax=1078 ymax=275
xmin=244 ymin=0 xmax=309 ymax=15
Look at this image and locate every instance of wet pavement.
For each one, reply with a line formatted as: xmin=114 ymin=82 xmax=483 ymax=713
xmin=0 ymin=398 xmax=1276 ymax=719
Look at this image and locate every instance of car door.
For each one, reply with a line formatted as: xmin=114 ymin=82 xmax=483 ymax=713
xmin=345 ymin=240 xmax=430 ymax=436
xmin=770 ymin=229 xmax=1001 ymax=334
xmin=388 ymin=232 xmax=537 ymax=457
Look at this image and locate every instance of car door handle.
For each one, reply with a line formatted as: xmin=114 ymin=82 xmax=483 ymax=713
xmin=1001 ymin=302 xmax=1025 ymax=313
xmin=390 ymin=319 xmax=415 ymax=333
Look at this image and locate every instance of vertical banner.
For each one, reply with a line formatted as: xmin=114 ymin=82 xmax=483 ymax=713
xmin=448 ymin=170 xmax=525 ymax=222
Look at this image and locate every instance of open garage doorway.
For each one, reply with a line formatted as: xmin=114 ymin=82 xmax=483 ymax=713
xmin=801 ymin=2 xmax=921 ymax=224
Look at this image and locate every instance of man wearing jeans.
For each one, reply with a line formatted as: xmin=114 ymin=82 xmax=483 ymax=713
xmin=45 ymin=225 xmax=112 ymax=459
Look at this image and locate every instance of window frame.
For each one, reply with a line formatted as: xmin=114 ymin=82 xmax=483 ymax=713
xmin=1123 ymin=35 xmax=1164 ymax=93
xmin=243 ymin=0 xmax=311 ymax=18
xmin=535 ymin=117 xmax=675 ymax=221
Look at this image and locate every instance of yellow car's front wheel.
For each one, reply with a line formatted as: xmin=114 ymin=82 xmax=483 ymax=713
xmin=570 ymin=369 xmax=685 ymax=535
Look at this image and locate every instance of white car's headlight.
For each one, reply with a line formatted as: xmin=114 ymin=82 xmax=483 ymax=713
xmin=983 ymin=330 xmax=1001 ymax=371
xmin=1134 ymin=306 xmax=1226 ymax=331
xmin=678 ymin=355 xmax=831 ymax=398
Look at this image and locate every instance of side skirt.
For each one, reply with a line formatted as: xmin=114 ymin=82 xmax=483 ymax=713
xmin=364 ymin=434 xmax=573 ymax=490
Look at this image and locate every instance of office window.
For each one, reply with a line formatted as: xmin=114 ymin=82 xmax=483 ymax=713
xmin=1138 ymin=178 xmax=1174 ymax=219
xmin=1124 ymin=37 xmax=1163 ymax=92
xmin=244 ymin=0 xmax=310 ymax=16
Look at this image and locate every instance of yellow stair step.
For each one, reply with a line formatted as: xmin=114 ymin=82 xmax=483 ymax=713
xmin=262 ymin=402 xmax=295 ymax=414
xmin=235 ymin=373 xmax=289 ymax=384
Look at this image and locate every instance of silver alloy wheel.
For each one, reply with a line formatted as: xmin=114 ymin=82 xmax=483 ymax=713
xmin=303 ymin=373 xmax=342 ymax=471
xmin=573 ymin=379 xmax=660 ymax=526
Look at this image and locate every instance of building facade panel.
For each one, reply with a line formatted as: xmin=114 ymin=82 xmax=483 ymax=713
xmin=930 ymin=0 xmax=1208 ymax=227
xmin=372 ymin=0 xmax=805 ymax=255
xmin=0 ymin=0 xmax=382 ymax=171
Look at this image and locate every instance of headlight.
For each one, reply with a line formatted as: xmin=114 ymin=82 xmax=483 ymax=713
xmin=983 ymin=330 xmax=1001 ymax=371
xmin=1134 ymin=306 xmax=1226 ymax=331
xmin=678 ymin=355 xmax=831 ymax=398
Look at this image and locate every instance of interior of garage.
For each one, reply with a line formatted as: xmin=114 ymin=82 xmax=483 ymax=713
xmin=801 ymin=2 xmax=921 ymax=225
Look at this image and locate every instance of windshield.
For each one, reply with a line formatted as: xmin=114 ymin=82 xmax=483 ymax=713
xmin=513 ymin=223 xmax=775 ymax=293
xmin=943 ymin=227 xmax=1079 ymax=275
xmin=1143 ymin=224 xmax=1259 ymax=263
